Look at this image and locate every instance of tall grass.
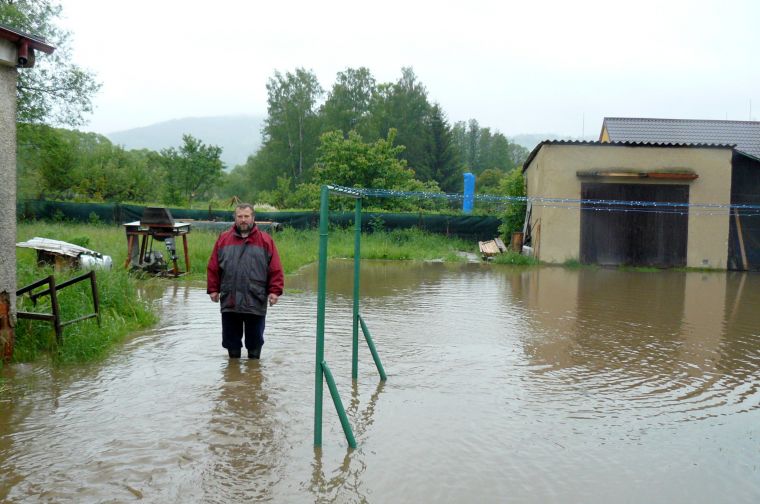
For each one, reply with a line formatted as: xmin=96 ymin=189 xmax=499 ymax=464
xmin=11 ymin=221 xmax=483 ymax=365
xmin=14 ymin=222 xmax=158 ymax=365
xmin=491 ymin=251 xmax=539 ymax=266
xmin=186 ymin=226 xmax=473 ymax=276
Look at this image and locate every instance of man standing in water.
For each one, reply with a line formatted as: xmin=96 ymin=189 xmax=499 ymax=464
xmin=207 ymin=203 xmax=284 ymax=359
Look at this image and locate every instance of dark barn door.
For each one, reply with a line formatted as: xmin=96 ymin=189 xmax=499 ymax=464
xmin=728 ymin=153 xmax=760 ymax=271
xmin=580 ymin=183 xmax=689 ymax=267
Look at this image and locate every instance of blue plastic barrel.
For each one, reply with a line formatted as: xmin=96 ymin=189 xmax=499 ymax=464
xmin=463 ymin=172 xmax=475 ymax=213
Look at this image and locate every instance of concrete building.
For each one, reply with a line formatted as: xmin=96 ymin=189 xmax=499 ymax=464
xmin=0 ymin=24 xmax=54 ymax=360
xmin=522 ymin=140 xmax=736 ymax=269
xmin=601 ymin=117 xmax=760 ymax=270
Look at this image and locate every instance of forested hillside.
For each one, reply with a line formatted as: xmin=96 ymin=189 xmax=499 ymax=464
xmin=16 ymin=66 xmax=530 ymax=233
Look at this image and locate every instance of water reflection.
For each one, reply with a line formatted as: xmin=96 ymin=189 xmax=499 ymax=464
xmin=513 ymin=267 xmax=760 ymax=421
xmin=1 ymin=263 xmax=759 ymax=502
xmin=288 ymin=258 xmax=489 ymax=299
xmin=307 ymin=382 xmax=384 ymax=503
xmin=201 ymin=361 xmax=282 ymax=502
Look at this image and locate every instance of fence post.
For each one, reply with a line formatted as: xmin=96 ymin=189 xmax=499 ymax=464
xmin=314 ymin=185 xmax=329 ymax=447
xmin=47 ymin=275 xmax=63 ymax=344
xmin=352 ymin=197 xmax=362 ymax=380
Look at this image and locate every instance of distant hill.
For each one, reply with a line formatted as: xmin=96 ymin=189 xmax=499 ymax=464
xmin=107 ymin=115 xmax=265 ymax=168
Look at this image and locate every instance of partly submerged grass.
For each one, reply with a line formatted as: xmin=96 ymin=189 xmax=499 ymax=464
xmin=189 ymin=226 xmax=472 ymax=275
xmin=11 ymin=222 xmax=480 ymax=365
xmin=491 ymin=251 xmax=539 ymax=266
xmin=13 ymin=258 xmax=158 ymax=365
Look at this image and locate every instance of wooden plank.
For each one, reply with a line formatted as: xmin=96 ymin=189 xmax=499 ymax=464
xmin=494 ymin=237 xmax=507 ymax=252
xmin=734 ymin=208 xmax=748 ymax=270
xmin=478 ymin=240 xmax=501 ymax=257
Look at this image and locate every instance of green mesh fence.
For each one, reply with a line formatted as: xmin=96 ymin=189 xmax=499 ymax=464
xmin=16 ymin=200 xmax=502 ymax=240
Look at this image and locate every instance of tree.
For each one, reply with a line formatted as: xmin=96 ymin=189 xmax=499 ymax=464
xmin=263 ymin=68 xmax=324 ymax=183
xmin=367 ymin=67 xmax=433 ymax=179
xmin=451 ymin=118 xmax=527 ymax=175
xmin=487 ymin=132 xmax=513 ymax=172
xmin=0 ymin=0 xmax=101 ymax=126
xmin=426 ymin=104 xmax=461 ymax=192
xmin=313 ymin=129 xmax=437 ymax=210
xmin=508 ymin=142 xmax=530 ymax=167
xmin=320 ymin=67 xmax=376 ymax=136
xmin=498 ymin=167 xmax=527 ymax=239
xmin=314 ymin=129 xmax=411 ymax=188
xmin=466 ymin=119 xmax=480 ymax=171
xmin=477 ymin=168 xmax=505 ymax=194
xmin=160 ymin=134 xmax=224 ymax=205
xmin=16 ymin=122 xmax=76 ymax=197
xmin=17 ymin=125 xmax=165 ymax=202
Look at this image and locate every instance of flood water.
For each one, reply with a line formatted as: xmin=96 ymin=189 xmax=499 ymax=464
xmin=1 ymin=261 xmax=759 ymax=503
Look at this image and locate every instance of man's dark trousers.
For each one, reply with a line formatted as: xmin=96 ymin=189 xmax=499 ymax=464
xmin=221 ymin=312 xmax=266 ymax=357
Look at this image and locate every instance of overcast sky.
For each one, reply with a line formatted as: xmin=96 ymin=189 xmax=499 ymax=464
xmin=58 ymin=0 xmax=759 ymax=139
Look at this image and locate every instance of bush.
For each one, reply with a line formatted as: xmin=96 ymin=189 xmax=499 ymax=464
xmin=497 ymin=168 xmax=527 ymax=240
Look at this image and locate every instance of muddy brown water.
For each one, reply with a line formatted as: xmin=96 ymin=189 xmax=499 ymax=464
xmin=1 ymin=261 xmax=759 ymax=503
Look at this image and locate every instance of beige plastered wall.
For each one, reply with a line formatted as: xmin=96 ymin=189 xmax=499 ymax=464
xmin=1 ymin=59 xmax=17 ymax=316
xmin=524 ymin=143 xmax=733 ymax=268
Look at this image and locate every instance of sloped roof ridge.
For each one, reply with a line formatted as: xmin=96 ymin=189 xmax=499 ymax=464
xmin=543 ymin=139 xmax=735 ymax=148
xmin=605 ymin=116 xmax=760 ymax=125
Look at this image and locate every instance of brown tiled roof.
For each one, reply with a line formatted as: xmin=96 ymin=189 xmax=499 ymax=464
xmin=602 ymin=117 xmax=760 ymax=160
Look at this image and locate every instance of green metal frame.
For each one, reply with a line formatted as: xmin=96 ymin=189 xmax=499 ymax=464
xmin=314 ymin=185 xmax=387 ymax=449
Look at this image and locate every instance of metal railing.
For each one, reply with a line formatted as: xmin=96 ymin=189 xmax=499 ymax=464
xmin=314 ymin=185 xmax=387 ymax=449
xmin=16 ymin=270 xmax=101 ymax=344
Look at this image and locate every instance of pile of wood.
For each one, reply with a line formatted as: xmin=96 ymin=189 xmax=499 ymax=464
xmin=478 ymin=237 xmax=507 ymax=260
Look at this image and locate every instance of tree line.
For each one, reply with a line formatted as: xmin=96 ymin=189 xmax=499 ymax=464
xmin=5 ymin=1 xmax=529 ymax=234
xmin=221 ymin=67 xmax=529 ymax=209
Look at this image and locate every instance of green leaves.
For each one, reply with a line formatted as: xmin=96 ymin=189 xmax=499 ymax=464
xmin=159 ymin=134 xmax=224 ymax=205
xmin=16 ymin=124 xmax=165 ymax=202
xmin=0 ymin=0 xmax=101 ymax=126
xmin=312 ymin=129 xmax=444 ymax=211
xmin=264 ymin=68 xmax=324 ymax=182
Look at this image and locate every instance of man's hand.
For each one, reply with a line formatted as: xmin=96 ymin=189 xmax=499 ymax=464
xmin=209 ymin=292 xmax=220 ymax=303
xmin=268 ymin=293 xmax=279 ymax=306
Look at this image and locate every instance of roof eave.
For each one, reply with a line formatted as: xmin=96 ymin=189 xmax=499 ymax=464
xmin=522 ymin=140 xmax=736 ymax=173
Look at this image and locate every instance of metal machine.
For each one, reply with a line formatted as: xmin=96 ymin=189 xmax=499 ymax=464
xmin=124 ymin=207 xmax=191 ymax=276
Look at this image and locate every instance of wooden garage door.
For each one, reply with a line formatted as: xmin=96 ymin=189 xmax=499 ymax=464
xmin=580 ymin=183 xmax=689 ymax=267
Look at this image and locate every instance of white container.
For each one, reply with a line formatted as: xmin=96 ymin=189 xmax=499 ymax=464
xmin=79 ymin=253 xmax=113 ymax=270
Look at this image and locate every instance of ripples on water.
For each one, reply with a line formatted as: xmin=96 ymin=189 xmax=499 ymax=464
xmin=1 ymin=262 xmax=759 ymax=503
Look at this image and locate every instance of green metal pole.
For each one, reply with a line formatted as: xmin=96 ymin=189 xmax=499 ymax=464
xmin=314 ymin=185 xmax=330 ymax=447
xmin=359 ymin=315 xmax=388 ymax=381
xmin=352 ymin=197 xmax=362 ymax=380
xmin=322 ymin=361 xmax=357 ymax=449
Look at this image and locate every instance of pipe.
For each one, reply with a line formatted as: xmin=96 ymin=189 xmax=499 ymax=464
xmin=1 ymin=291 xmax=14 ymax=362
xmin=16 ymin=39 xmax=29 ymax=67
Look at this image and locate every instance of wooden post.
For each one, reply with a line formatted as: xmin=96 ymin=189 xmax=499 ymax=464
xmin=124 ymin=234 xmax=136 ymax=268
xmin=1 ymin=291 xmax=14 ymax=362
xmin=734 ymin=209 xmax=748 ymax=270
xmin=510 ymin=232 xmax=524 ymax=252
xmin=182 ymin=234 xmax=190 ymax=273
xmin=90 ymin=271 xmax=101 ymax=326
xmin=48 ymin=275 xmax=62 ymax=344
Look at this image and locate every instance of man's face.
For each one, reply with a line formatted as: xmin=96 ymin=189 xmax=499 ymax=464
xmin=235 ymin=207 xmax=254 ymax=233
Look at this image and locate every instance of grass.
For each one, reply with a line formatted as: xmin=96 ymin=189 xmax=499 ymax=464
xmin=491 ymin=251 xmax=539 ymax=266
xmin=10 ymin=221 xmax=483 ymax=366
xmin=617 ymin=265 xmax=661 ymax=273
xmin=13 ymin=252 xmax=159 ymax=366
xmin=178 ymin=225 xmax=474 ymax=277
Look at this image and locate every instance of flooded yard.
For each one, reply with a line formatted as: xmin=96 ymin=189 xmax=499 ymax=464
xmin=2 ymin=261 xmax=759 ymax=503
